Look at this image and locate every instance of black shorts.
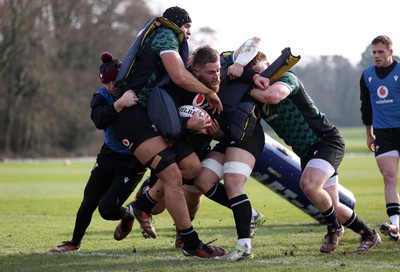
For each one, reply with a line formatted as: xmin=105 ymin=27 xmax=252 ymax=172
xmin=300 ymin=130 xmax=345 ymax=175
xmin=97 ymin=151 xmax=146 ymax=177
xmin=148 ymin=139 xmax=196 ymax=187
xmin=213 ymin=121 xmax=265 ymax=159
xmin=112 ymin=105 xmax=161 ymax=152
xmin=374 ymin=128 xmax=400 ymax=157
xmin=98 ymin=144 xmax=143 ymax=170
xmin=170 ymin=140 xmax=196 ymax=163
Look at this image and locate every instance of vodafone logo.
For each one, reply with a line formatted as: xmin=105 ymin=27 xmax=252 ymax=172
xmin=122 ymin=139 xmax=134 ymax=150
xmin=377 ymin=86 xmax=389 ymax=99
xmin=122 ymin=139 xmax=130 ymax=147
xmin=192 ymin=94 xmax=206 ymax=107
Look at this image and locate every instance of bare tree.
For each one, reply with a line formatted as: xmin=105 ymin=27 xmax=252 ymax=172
xmin=0 ymin=0 xmax=152 ymax=157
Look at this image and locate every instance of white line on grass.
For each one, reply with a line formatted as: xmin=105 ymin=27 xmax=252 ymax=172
xmin=1 ymin=250 xmax=399 ymax=269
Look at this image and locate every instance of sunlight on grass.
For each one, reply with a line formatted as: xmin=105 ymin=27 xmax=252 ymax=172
xmin=1 ymin=136 xmax=399 ymax=271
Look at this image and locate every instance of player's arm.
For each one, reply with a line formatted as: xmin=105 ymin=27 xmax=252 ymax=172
xmin=161 ymin=52 xmax=222 ymax=114
xmin=364 ymin=125 xmax=375 ymax=152
xmin=360 ymin=74 xmax=373 ymax=126
xmin=359 ymin=74 xmax=375 ymax=152
xmin=237 ymin=66 xmax=270 ymax=89
xmin=207 ymin=118 xmax=224 ymax=140
xmin=90 ymin=93 xmax=118 ymax=129
xmin=249 ymin=82 xmax=290 ymax=105
xmin=227 ymin=37 xmax=261 ymax=79
xmin=113 ymin=90 xmax=139 ymax=112
xmin=186 ymin=111 xmax=212 ymax=134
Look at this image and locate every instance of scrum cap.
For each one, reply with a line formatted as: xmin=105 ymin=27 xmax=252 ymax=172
xmin=162 ymin=6 xmax=192 ymax=27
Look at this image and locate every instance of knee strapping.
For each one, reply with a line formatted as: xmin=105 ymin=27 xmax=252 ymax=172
xmin=323 ymin=175 xmax=338 ymax=189
xmin=201 ymin=158 xmax=223 ymax=179
xmin=224 ymin=161 xmax=252 ymax=178
xmin=145 ymin=148 xmax=176 ymax=174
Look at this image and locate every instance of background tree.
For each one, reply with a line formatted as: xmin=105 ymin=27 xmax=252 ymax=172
xmin=1 ymin=1 xmax=397 ymax=158
xmin=188 ymin=26 xmax=217 ymax=52
xmin=292 ymin=55 xmax=361 ymax=126
xmin=0 ymin=0 xmax=152 ymax=157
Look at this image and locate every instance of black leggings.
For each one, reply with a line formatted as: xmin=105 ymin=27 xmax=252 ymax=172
xmin=71 ymin=158 xmax=145 ymax=244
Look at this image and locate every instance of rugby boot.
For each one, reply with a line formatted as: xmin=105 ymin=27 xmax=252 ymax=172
xmin=182 ymin=240 xmax=226 ymax=259
xmin=320 ymin=226 xmax=344 ymax=253
xmin=379 ymin=222 xmax=400 ymax=241
xmin=48 ymin=241 xmax=80 ymax=253
xmin=353 ymin=231 xmax=381 ymax=253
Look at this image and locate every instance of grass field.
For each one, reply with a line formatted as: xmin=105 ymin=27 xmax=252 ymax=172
xmin=1 ymin=128 xmax=399 ymax=271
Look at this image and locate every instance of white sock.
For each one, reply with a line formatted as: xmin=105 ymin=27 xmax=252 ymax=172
xmin=251 ymin=209 xmax=258 ymax=217
xmin=238 ymin=238 xmax=252 ymax=254
xmin=389 ymin=214 xmax=399 ymax=228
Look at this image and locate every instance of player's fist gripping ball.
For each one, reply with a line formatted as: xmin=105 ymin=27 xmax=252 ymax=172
xmin=178 ymin=105 xmax=211 ymax=133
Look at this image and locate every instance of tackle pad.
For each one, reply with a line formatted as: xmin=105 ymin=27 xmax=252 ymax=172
xmin=261 ymin=47 xmax=301 ymax=83
xmin=147 ymin=85 xmax=182 ymax=138
xmin=230 ymin=102 xmax=257 ymax=142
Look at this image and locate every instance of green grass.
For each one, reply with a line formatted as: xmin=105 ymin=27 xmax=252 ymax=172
xmin=339 ymin=127 xmax=371 ymax=154
xmin=1 ymin=130 xmax=399 ymax=271
xmin=266 ymin=126 xmax=372 ymax=154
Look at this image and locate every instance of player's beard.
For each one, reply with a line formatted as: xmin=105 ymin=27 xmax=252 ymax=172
xmin=198 ymin=75 xmax=220 ymax=93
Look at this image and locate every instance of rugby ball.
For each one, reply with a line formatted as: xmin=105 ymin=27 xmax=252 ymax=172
xmin=178 ymin=105 xmax=208 ymax=118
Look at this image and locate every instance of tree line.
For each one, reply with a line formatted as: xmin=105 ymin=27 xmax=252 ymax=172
xmin=0 ymin=0 xmax=392 ymax=158
xmin=0 ymin=0 xmax=153 ymax=157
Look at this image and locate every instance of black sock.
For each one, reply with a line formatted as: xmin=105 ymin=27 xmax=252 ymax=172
xmin=343 ymin=211 xmax=374 ymax=238
xmin=69 ymin=240 xmax=80 ymax=246
xmin=204 ymin=182 xmax=230 ymax=208
xmin=321 ymin=206 xmax=341 ymax=229
xmin=179 ymin=226 xmax=200 ymax=250
xmin=386 ymin=203 xmax=400 ymax=218
xmin=134 ymin=191 xmax=157 ymax=215
xmin=121 ymin=206 xmax=134 ymax=222
xmin=230 ymin=194 xmax=252 ymax=239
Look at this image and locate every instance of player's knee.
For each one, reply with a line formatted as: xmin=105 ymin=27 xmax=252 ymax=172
xmin=300 ymin=179 xmax=307 ymax=191
xmin=202 ymin=158 xmax=223 ymax=174
xmin=145 ymin=148 xmax=176 ymax=174
xmin=98 ymin=206 xmax=112 ymax=220
xmin=98 ymin=202 xmax=118 ymax=220
xmin=300 ymin=179 xmax=314 ymax=196
xmin=180 ymin=160 xmax=201 ymax=180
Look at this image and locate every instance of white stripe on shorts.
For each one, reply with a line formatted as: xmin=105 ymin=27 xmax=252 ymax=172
xmin=376 ymin=150 xmax=400 ymax=159
xmin=305 ymin=158 xmax=335 ymax=179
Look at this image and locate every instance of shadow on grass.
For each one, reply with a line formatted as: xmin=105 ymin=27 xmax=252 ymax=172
xmin=1 ymin=249 xmax=267 ymax=272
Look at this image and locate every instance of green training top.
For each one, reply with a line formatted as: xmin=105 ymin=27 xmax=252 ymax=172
xmin=260 ymin=71 xmax=336 ymax=158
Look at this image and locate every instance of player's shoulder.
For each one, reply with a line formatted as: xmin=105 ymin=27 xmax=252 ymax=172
xmin=277 ymin=71 xmax=297 ymax=83
xmin=274 ymin=71 xmax=300 ymax=94
xmin=152 ymin=27 xmax=179 ymax=51
xmin=154 ymin=26 xmax=178 ymax=40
